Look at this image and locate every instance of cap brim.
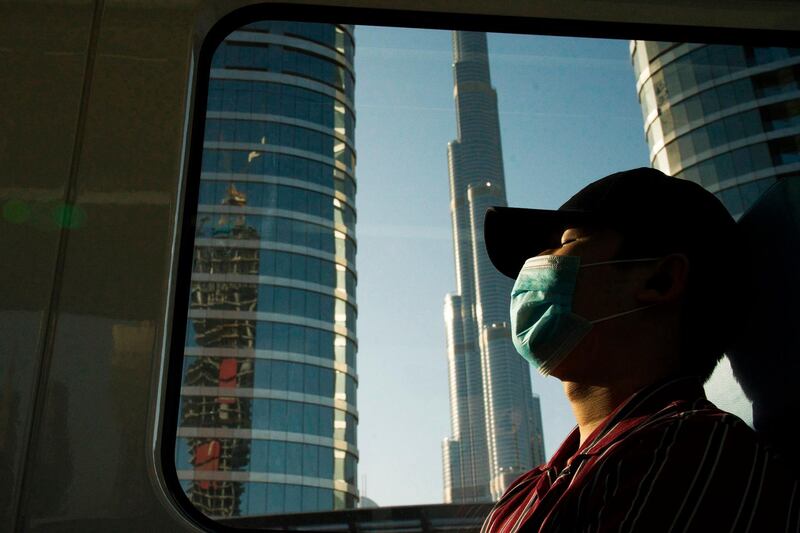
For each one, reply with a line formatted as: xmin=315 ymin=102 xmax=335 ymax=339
xmin=484 ymin=206 xmax=597 ymax=279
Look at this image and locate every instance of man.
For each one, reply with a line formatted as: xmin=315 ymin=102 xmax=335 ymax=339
xmin=480 ymin=168 xmax=799 ymax=532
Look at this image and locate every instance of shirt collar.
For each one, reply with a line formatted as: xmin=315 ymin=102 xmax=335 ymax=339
xmin=574 ymin=375 xmax=706 ymax=458
xmin=544 ymin=426 xmax=581 ymax=472
xmin=537 ymin=375 xmax=707 ymax=477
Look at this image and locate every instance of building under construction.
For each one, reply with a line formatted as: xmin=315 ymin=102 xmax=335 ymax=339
xmin=181 ymin=184 xmax=258 ymax=517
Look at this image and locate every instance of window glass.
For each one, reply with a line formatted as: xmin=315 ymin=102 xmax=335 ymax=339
xmin=304 ymin=364 xmax=320 ymax=395
xmin=718 ymin=185 xmax=745 ymax=215
xmin=303 ymin=444 xmax=319 ymax=477
xmin=303 ymin=403 xmax=320 ymax=435
xmin=286 ymin=442 xmax=303 ymax=476
xmin=267 ymin=484 xmax=286 ymax=513
xmin=288 ymin=363 xmax=304 ymax=392
xmin=175 ymin=438 xmax=192 ymax=470
xmin=320 ymin=367 xmax=335 ymax=397
xmin=301 ymin=486 xmax=318 ymax=511
xmin=269 ymin=400 xmax=288 ymax=431
xmin=285 ymin=485 xmax=302 ymax=513
xmin=772 ymin=135 xmax=800 ymax=164
xmin=286 ymin=402 xmax=303 ymax=434
xmin=270 ymin=360 xmax=288 ymax=389
xmin=251 ymin=440 xmax=269 ymax=468
xmin=740 ymin=177 xmax=768 ymax=206
xmin=174 ymin=18 xmax=798 ymax=530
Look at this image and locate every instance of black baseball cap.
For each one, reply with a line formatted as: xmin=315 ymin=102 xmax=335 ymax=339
xmin=484 ymin=167 xmax=740 ymax=279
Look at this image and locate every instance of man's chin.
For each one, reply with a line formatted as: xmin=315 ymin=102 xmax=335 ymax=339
xmin=547 ymin=350 xmax=601 ymax=383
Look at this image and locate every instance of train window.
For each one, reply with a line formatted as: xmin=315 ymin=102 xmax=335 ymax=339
xmin=165 ymin=12 xmax=794 ymax=531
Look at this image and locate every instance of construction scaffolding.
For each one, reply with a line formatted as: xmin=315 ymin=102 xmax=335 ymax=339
xmin=181 ymin=184 xmax=258 ymax=518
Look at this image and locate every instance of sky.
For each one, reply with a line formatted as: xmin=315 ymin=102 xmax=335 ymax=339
xmin=352 ymin=26 xmax=651 ymax=507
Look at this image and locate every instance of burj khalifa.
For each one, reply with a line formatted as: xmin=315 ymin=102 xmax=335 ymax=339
xmin=441 ymin=31 xmax=545 ymax=503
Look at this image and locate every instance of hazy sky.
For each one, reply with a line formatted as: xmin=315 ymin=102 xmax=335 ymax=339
xmin=353 ymin=26 xmax=650 ymax=507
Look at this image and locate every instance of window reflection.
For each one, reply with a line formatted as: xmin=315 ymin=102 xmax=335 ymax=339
xmin=178 ymin=21 xmax=358 ymax=518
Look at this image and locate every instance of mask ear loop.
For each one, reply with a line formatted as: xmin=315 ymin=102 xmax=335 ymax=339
xmin=581 ymin=257 xmax=663 ymax=324
xmin=589 ymin=303 xmax=660 ymax=325
xmin=581 ymin=257 xmax=661 ymax=268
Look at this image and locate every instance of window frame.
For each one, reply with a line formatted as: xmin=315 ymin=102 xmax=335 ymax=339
xmin=160 ymin=3 xmax=800 ymax=531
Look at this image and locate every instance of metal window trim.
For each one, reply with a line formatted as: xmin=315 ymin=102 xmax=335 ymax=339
xmin=641 ymin=55 xmax=800 ymax=134
xmin=199 ymin=170 xmax=356 ymax=212
xmin=176 ymin=469 xmax=358 ymax=496
xmin=206 ymin=111 xmax=356 ymax=151
xmin=192 ymin=238 xmax=356 ymax=273
xmin=655 ymin=123 xmax=800 ymax=173
xmin=189 ymin=273 xmax=357 ymax=307
xmin=227 ymin=30 xmax=355 ymax=74
xmin=176 ymin=426 xmax=359 ymax=457
xmin=204 ymin=141 xmax=354 ymax=174
xmin=180 ymin=385 xmax=358 ymax=417
xmin=182 ymin=347 xmax=358 ymax=380
xmin=211 ymin=69 xmax=355 ymax=114
xmin=650 ymin=88 xmax=800 ymax=158
xmin=186 ymin=308 xmax=357 ymax=343
xmin=195 ymin=205 xmax=356 ymax=243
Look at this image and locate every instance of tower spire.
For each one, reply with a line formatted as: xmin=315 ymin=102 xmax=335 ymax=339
xmin=442 ymin=31 xmax=545 ymax=503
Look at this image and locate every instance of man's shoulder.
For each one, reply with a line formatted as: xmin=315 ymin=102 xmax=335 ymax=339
xmin=614 ymin=401 xmax=760 ymax=456
xmin=560 ymin=402 xmax=799 ymax=532
xmin=650 ymin=398 xmax=750 ymax=427
xmin=580 ymin=400 xmax=797 ymax=492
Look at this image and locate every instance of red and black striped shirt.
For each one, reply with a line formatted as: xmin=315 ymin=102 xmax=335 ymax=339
xmin=481 ymin=376 xmax=800 ymax=532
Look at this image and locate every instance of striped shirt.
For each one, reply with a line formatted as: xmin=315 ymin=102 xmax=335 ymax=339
xmin=481 ymin=376 xmax=800 ymax=532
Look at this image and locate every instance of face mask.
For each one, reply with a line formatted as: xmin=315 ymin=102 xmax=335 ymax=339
xmin=510 ymin=254 xmax=660 ymax=375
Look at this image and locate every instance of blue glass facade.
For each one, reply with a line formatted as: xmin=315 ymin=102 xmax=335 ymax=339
xmin=631 ymin=42 xmax=800 ymax=423
xmin=177 ymin=22 xmax=358 ymax=518
xmin=632 ymin=43 xmax=800 ymax=219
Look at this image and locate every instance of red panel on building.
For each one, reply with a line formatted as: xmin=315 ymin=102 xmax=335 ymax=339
xmin=217 ymin=358 xmax=238 ymax=405
xmin=194 ymin=439 xmax=221 ymax=489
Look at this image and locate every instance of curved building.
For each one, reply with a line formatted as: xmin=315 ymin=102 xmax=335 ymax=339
xmin=631 ymin=42 xmax=800 ymax=421
xmin=176 ymin=22 xmax=358 ymax=517
xmin=632 ymin=42 xmax=800 ymax=219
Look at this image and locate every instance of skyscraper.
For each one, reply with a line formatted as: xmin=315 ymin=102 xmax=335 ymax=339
xmin=631 ymin=43 xmax=800 ymax=218
xmin=176 ymin=22 xmax=359 ymax=517
xmin=630 ymin=42 xmax=800 ymax=420
xmin=442 ymin=31 xmax=546 ymax=504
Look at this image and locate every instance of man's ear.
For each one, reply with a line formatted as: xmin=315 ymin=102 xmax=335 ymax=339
xmin=636 ymin=253 xmax=690 ymax=303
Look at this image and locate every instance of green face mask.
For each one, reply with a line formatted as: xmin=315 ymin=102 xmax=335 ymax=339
xmin=509 ymin=254 xmax=660 ymax=375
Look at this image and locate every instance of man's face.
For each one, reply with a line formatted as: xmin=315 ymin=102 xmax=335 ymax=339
xmin=537 ymin=225 xmax=626 ymax=321
xmin=535 ymin=225 xmax=655 ymax=379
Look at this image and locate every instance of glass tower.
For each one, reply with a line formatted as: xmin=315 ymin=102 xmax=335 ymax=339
xmin=631 ymin=42 xmax=800 ymax=421
xmin=632 ymin=43 xmax=800 ymax=218
xmin=176 ymin=22 xmax=359 ymax=517
xmin=442 ymin=31 xmax=546 ymax=504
